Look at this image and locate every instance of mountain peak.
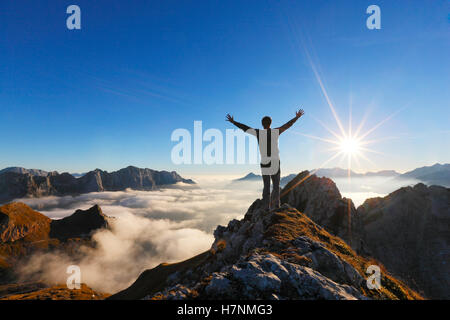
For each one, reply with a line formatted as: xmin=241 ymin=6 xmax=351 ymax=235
xmin=233 ymin=172 xmax=261 ymax=182
xmin=279 ymin=170 xmax=366 ymax=250
xmin=49 ymin=205 xmax=108 ymax=241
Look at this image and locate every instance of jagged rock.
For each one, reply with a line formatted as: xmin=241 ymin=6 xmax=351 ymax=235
xmin=358 ymin=183 xmax=450 ymax=299
xmin=204 ymin=273 xmax=231 ymax=296
xmin=295 ymin=237 xmax=364 ymax=288
xmin=205 ymin=253 xmax=364 ymax=300
xmin=280 ymin=171 xmax=364 ymax=251
xmin=145 ymin=284 xmax=194 ymax=300
xmin=49 ymin=204 xmax=109 ymax=241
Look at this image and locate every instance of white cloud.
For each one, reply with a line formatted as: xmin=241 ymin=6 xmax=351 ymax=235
xmin=332 ymin=176 xmax=422 ymax=206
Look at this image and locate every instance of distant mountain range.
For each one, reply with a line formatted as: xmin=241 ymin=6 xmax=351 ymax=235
xmin=313 ymin=168 xmax=400 ymax=178
xmin=396 ymin=163 xmax=450 ymax=187
xmin=0 ymin=166 xmax=195 ymax=204
xmin=0 ymin=167 xmax=87 ymax=179
xmin=235 ymin=163 xmax=450 ymax=187
xmin=233 ymin=172 xmax=297 ymax=187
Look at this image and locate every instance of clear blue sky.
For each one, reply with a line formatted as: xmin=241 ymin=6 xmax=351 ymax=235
xmin=0 ymin=0 xmax=449 ymax=176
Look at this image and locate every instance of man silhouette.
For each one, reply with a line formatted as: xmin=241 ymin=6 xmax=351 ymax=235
xmin=226 ymin=109 xmax=304 ymax=210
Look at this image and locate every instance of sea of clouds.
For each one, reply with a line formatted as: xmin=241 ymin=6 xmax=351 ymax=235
xmin=15 ymin=177 xmax=261 ymax=293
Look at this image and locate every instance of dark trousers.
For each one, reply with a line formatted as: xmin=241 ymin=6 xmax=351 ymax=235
xmin=262 ymin=168 xmax=281 ymax=210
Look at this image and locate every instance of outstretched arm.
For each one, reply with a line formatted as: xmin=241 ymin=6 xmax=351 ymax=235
xmin=226 ymin=114 xmax=251 ymax=132
xmin=277 ymin=109 xmax=304 ymax=134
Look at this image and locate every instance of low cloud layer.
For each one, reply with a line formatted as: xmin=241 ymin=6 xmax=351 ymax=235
xmin=332 ymin=176 xmax=422 ymax=206
xmin=16 ymin=178 xmax=260 ymax=293
xmin=17 ymin=213 xmax=214 ymax=293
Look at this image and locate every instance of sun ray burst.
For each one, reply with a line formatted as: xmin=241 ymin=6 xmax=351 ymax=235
xmin=309 ymin=114 xmax=342 ymax=140
xmin=301 ymin=104 xmax=398 ymax=181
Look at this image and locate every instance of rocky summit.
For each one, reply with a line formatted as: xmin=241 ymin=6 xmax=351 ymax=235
xmin=281 ymin=171 xmax=364 ymax=252
xmin=109 ymin=199 xmax=421 ymax=300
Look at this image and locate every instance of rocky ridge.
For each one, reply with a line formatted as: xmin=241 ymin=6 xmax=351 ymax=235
xmin=281 ymin=171 xmax=364 ymax=251
xmin=109 ymin=199 xmax=421 ymax=300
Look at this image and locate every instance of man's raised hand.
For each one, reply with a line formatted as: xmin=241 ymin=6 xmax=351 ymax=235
xmin=226 ymin=114 xmax=234 ymax=123
xmin=296 ymin=109 xmax=305 ymax=118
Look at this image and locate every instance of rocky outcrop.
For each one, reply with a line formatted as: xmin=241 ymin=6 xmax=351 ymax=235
xmin=0 ymin=202 xmax=109 ymax=285
xmin=0 ymin=203 xmax=51 ymax=243
xmin=0 ymin=203 xmax=109 ymax=244
xmin=280 ymin=171 xmax=364 ymax=251
xmin=109 ymin=200 xmax=421 ymax=300
xmin=0 ymin=166 xmax=195 ymax=204
xmin=49 ymin=205 xmax=109 ymax=241
xmin=165 ymin=251 xmax=364 ymax=300
xmin=358 ymin=183 xmax=450 ymax=299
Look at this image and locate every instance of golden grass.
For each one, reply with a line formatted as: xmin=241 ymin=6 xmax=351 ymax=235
xmin=0 ymin=202 xmax=51 ymax=243
xmin=0 ymin=283 xmax=110 ymax=300
xmin=0 ymin=257 xmax=10 ymax=269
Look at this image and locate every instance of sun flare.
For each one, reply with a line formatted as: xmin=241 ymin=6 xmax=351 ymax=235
xmin=339 ymin=137 xmax=360 ymax=155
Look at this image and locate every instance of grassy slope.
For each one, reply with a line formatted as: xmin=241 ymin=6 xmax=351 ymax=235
xmin=0 ymin=283 xmax=110 ymax=300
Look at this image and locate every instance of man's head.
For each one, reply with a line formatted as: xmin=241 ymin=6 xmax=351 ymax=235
xmin=261 ymin=116 xmax=272 ymax=129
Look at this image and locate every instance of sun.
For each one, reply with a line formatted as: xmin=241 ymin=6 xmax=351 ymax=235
xmin=294 ymin=108 xmax=394 ymax=181
xmin=339 ymin=137 xmax=361 ymax=155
